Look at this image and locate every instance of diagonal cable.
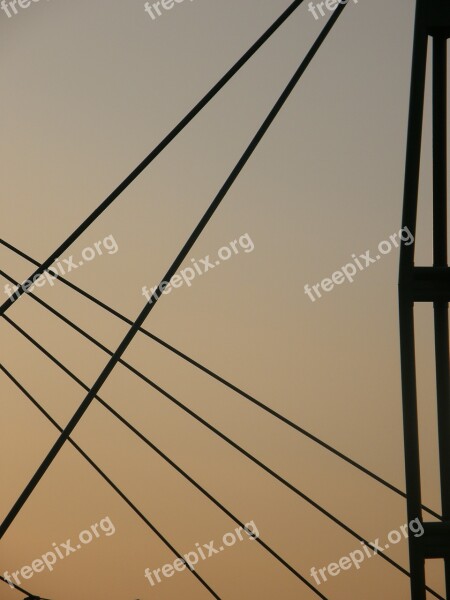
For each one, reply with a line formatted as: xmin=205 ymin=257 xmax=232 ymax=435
xmin=1 ymin=311 xmax=327 ymax=518
xmin=0 ymin=270 xmax=414 ymax=516
xmin=0 ymin=364 xmax=328 ymax=599
xmin=0 ymin=367 xmax=222 ymax=600
xmin=0 ymin=249 xmax=442 ymax=522
xmin=0 ymin=0 xmax=305 ymax=316
xmin=0 ymin=575 xmax=51 ymax=599
xmin=0 ymin=264 xmax=441 ymax=519
xmin=2 ymin=315 xmax=445 ymax=600
xmin=0 ymin=2 xmax=349 ymax=541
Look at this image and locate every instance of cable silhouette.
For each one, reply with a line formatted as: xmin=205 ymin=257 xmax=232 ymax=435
xmin=2 ymin=317 xmax=444 ymax=600
xmin=0 ymin=366 xmax=224 ymax=600
xmin=0 ymin=364 xmax=325 ymax=598
xmin=2 ymin=2 xmax=425 ymax=599
xmin=0 ymin=0 xmax=305 ymax=317
xmin=0 ymin=3 xmax=349 ymax=542
xmin=0 ymin=575 xmax=50 ymax=599
xmin=0 ymin=245 xmax=442 ymax=522
xmin=0 ymin=263 xmax=441 ymax=518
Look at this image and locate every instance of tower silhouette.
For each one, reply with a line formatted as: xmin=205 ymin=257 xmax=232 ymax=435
xmin=399 ymin=0 xmax=450 ymax=598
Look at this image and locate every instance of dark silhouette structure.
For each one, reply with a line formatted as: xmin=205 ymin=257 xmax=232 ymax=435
xmin=399 ymin=0 xmax=450 ymax=598
xmin=2 ymin=1 xmax=449 ymax=598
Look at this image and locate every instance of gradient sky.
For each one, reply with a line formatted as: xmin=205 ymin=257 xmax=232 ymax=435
xmin=1 ymin=0 xmax=449 ymax=598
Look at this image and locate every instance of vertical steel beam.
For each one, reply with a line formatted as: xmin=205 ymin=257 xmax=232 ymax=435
xmin=432 ymin=33 xmax=450 ymax=595
xmin=400 ymin=1 xmax=450 ymax=598
xmin=399 ymin=1 xmax=428 ymax=597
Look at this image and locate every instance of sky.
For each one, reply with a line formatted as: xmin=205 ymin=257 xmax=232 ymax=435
xmin=1 ymin=0 xmax=449 ymax=599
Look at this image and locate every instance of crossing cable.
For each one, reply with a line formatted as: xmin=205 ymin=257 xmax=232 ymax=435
xmin=0 ymin=0 xmax=306 ymax=317
xmin=0 ymin=575 xmax=50 ymax=599
xmin=0 ymin=264 xmax=441 ymax=520
xmin=0 ymin=2 xmax=349 ymax=542
xmin=3 ymin=318 xmax=445 ymax=600
xmin=0 ymin=247 xmax=442 ymax=523
xmin=0 ymin=367 xmax=224 ymax=600
xmin=0 ymin=364 xmax=328 ymax=600
xmin=0 ymin=276 xmax=323 ymax=589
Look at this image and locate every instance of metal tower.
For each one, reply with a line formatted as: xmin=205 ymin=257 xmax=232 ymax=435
xmin=400 ymin=0 xmax=450 ymax=598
